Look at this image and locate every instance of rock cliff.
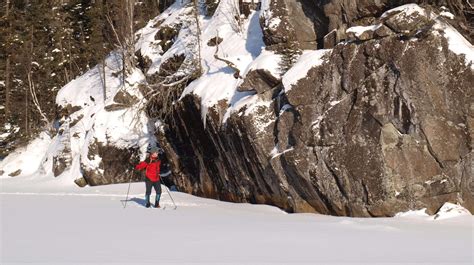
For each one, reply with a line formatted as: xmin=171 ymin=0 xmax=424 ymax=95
xmin=2 ymin=0 xmax=472 ymax=217
xmin=157 ymin=2 xmax=473 ymax=216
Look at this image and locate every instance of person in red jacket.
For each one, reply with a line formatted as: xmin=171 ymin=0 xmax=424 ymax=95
xmin=135 ymin=148 xmax=162 ymax=208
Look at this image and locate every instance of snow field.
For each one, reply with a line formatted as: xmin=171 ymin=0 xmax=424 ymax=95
xmin=1 ymin=179 xmax=473 ymax=264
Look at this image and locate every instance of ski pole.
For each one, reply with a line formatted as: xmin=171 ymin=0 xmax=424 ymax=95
xmin=123 ymin=171 xmax=133 ymax=209
xmin=161 ymin=179 xmax=177 ymax=210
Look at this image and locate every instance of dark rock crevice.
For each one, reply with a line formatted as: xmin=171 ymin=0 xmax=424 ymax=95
xmin=419 ymin=127 xmax=446 ymax=169
xmin=322 ymin=158 xmax=349 ymax=201
xmin=289 ymin=0 xmax=330 ymax=49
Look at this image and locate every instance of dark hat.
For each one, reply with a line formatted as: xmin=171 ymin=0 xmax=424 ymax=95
xmin=150 ymin=147 xmax=159 ymax=153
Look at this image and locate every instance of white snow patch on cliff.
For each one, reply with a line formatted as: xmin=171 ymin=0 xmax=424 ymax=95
xmin=56 ymin=52 xmax=124 ymax=107
xmin=346 ymin=24 xmax=381 ymax=37
xmin=268 ymin=16 xmax=281 ymax=30
xmin=270 ymin=146 xmax=294 ymax=159
xmin=434 ymin=22 xmax=474 ymax=69
xmin=180 ymin=0 xmax=265 ymax=124
xmin=381 ymin=3 xmax=429 ymax=18
xmin=349 ymin=4 xmax=473 ymax=70
xmin=242 ymin=49 xmax=282 ymax=78
xmin=282 ymin=49 xmax=331 ymax=92
xmin=440 ymin=11 xmax=454 ymax=19
xmin=434 ymin=202 xmax=472 ymax=220
xmin=243 ymin=97 xmax=273 ymax=116
xmin=222 ymin=92 xmax=257 ymax=122
xmin=222 ymin=92 xmax=273 ymax=128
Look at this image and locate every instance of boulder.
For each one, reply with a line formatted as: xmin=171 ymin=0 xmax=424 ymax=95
xmin=53 ymin=155 xmax=69 ymax=177
xmin=104 ymin=91 xmax=139 ymax=112
xmin=383 ymin=6 xmax=433 ymax=34
xmin=207 ymin=36 xmax=223 ymax=47
xmin=238 ymin=69 xmax=280 ymax=93
xmin=74 ymin=177 xmax=88 ymax=188
xmin=8 ymin=169 xmax=21 ymax=177
xmin=58 ymin=104 xmax=82 ymax=118
xmin=346 ymin=25 xmax=377 ymax=41
xmin=154 ymin=25 xmax=180 ymax=55
xmin=80 ymin=139 xmax=142 ymax=186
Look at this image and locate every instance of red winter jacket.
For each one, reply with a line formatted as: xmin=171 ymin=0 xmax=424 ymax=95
xmin=135 ymin=159 xmax=161 ymax=182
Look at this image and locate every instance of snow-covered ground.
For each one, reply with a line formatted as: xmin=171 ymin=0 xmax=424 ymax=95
xmin=1 ymin=177 xmax=472 ymax=264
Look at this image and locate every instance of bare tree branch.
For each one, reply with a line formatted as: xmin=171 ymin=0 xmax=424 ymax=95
xmin=214 ymin=30 xmax=242 ymax=78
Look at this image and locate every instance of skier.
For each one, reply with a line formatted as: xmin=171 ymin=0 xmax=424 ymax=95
xmin=135 ymin=147 xmax=162 ymax=208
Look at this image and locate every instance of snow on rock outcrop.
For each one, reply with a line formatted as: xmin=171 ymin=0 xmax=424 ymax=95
xmin=394 ymin=203 xmax=472 ymax=220
xmin=180 ymin=0 xmax=265 ymax=122
xmin=433 ymin=22 xmax=474 ymax=69
xmin=380 ymin=3 xmax=430 ymax=19
xmin=243 ymin=50 xmax=282 ymax=77
xmin=2 ymin=1 xmax=473 ymax=218
xmin=1 ymin=1 xmax=198 ymax=186
xmin=433 ymin=203 xmax=472 ymax=220
xmin=54 ymin=51 xmax=154 ymax=186
xmin=236 ymin=50 xmax=282 ymax=95
xmin=344 ymin=3 xmax=473 ymax=70
xmin=0 ymin=132 xmax=53 ymax=178
xmin=346 ymin=24 xmax=383 ymax=40
xmin=1 ymin=52 xmax=152 ymax=185
xmin=135 ymin=2 xmax=189 ymax=73
xmin=282 ymin=49 xmax=331 ymax=92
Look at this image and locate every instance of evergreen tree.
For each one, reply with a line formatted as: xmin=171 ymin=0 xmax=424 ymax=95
xmin=279 ymin=41 xmax=301 ymax=74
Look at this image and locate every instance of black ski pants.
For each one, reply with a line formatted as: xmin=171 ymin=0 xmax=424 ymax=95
xmin=145 ymin=179 xmax=162 ymax=197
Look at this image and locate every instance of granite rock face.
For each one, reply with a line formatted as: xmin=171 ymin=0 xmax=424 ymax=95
xmin=156 ymin=4 xmax=473 ymax=216
xmin=280 ymin=30 xmax=472 ymax=216
xmin=264 ymin=0 xmax=473 ymax=48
